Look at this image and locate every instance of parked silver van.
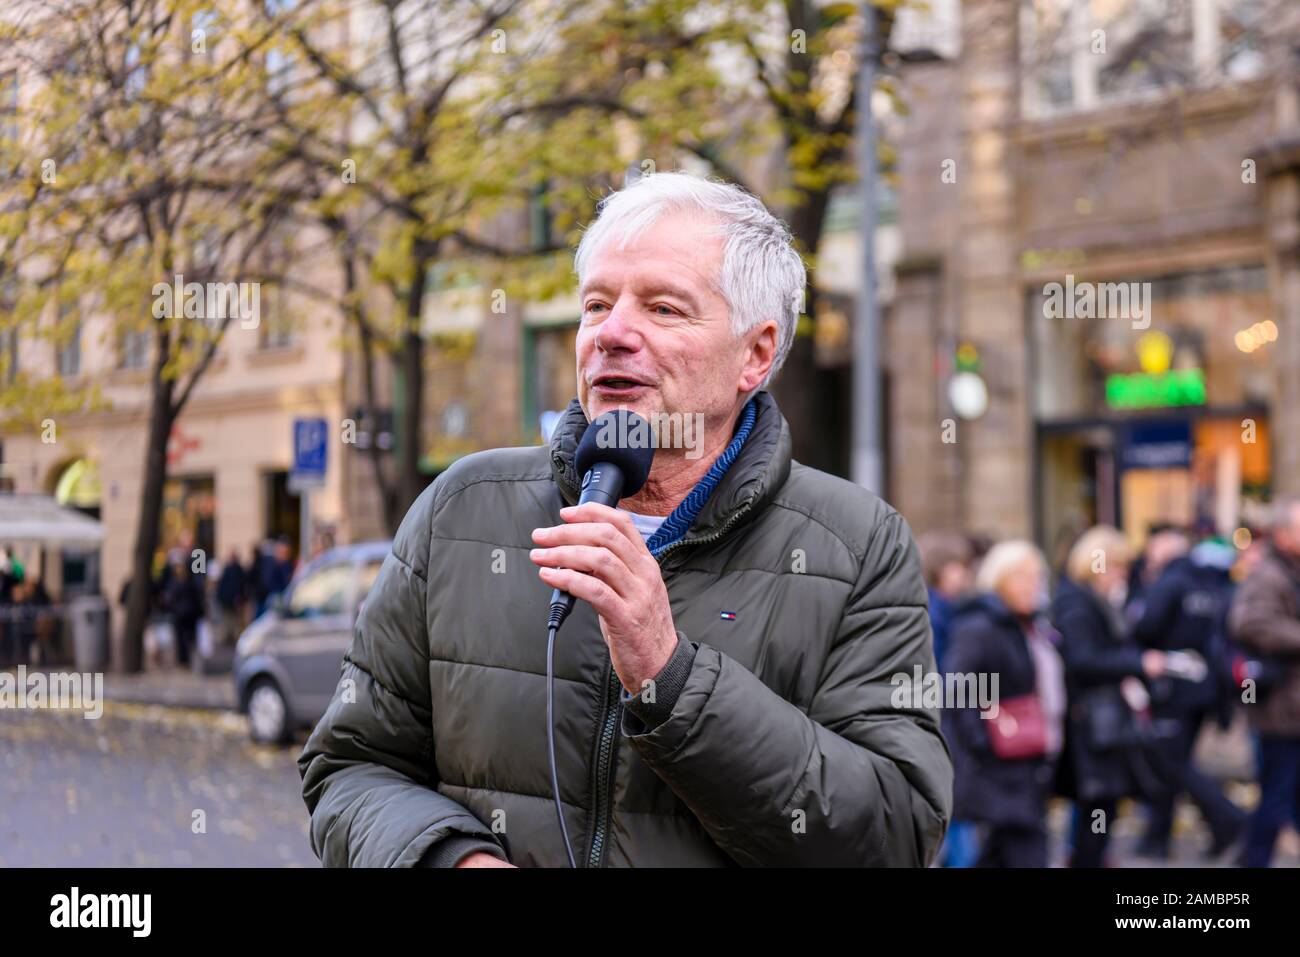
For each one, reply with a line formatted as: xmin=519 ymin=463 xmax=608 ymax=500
xmin=233 ymin=540 xmax=390 ymax=744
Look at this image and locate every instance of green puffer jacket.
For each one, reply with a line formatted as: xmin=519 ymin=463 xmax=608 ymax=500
xmin=299 ymin=390 xmax=952 ymax=867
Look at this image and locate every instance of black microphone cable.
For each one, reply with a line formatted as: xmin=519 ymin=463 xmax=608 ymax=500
xmin=546 ymin=602 xmax=577 ymax=868
xmin=541 ymin=409 xmax=654 ymax=870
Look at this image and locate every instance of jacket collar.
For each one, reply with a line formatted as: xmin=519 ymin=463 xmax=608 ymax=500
xmin=548 ymin=390 xmax=792 ymax=551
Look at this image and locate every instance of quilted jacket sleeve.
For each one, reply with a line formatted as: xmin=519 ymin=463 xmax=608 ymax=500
xmin=622 ymin=510 xmax=953 ymax=866
xmin=298 ymin=483 xmax=506 ymax=867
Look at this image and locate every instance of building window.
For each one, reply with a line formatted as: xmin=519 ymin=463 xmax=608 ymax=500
xmin=258 ymin=229 xmax=294 ymax=349
xmin=189 ymin=9 xmax=219 ymax=59
xmin=118 ymin=328 xmax=151 ymax=370
xmin=258 ymin=286 xmax=293 ymax=349
xmin=124 ymin=42 xmax=146 ymax=98
xmin=57 ymin=318 xmax=80 ymax=378
xmin=523 ymin=322 xmax=579 ymax=441
xmin=1020 ymin=0 xmax=1272 ymax=119
xmin=264 ymin=0 xmax=298 ymax=97
xmin=2 ymin=327 xmax=16 ymax=382
xmin=0 ymin=277 xmax=15 ymax=382
xmin=1 ymin=73 xmax=17 ymax=175
xmin=891 ymin=0 xmax=961 ymax=61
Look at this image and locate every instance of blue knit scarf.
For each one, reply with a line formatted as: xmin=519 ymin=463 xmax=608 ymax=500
xmin=643 ymin=398 xmax=758 ymax=558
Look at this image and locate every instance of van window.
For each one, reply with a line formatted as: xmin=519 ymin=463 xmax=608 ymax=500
xmin=287 ymin=563 xmax=351 ymax=618
xmin=355 ymin=559 xmax=384 ymax=612
xmin=357 ymin=560 xmax=383 ymax=595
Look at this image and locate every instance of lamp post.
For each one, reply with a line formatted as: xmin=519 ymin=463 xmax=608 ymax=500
xmin=852 ymin=0 xmax=883 ymax=493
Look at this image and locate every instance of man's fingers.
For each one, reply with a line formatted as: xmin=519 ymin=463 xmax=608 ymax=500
xmin=530 ymin=544 xmax=633 ymax=598
xmin=537 ymin=565 xmax=619 ymax=612
xmin=562 ymin=502 xmax=642 ymax=543
xmin=531 ymin=520 xmax=641 ymax=566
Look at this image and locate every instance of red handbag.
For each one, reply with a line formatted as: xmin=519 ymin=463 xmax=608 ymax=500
xmin=983 ymin=693 xmax=1049 ymax=760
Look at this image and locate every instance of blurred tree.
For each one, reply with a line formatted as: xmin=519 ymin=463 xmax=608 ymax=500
xmin=1 ymin=0 xmax=305 ymax=671
xmin=500 ymin=0 xmax=902 ymax=473
xmin=260 ymin=0 xmax=901 ymax=527
xmin=254 ymin=0 xmax=616 ymax=532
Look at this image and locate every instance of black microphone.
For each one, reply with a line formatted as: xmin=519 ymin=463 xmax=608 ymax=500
xmin=544 ymin=409 xmax=654 ymax=866
xmin=546 ymin=409 xmax=656 ymax=631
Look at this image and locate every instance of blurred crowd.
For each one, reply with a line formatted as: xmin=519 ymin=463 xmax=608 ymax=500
xmin=116 ymin=535 xmax=306 ymax=670
xmin=923 ymin=505 xmax=1300 ymax=868
xmin=0 ymin=545 xmax=57 ymax=666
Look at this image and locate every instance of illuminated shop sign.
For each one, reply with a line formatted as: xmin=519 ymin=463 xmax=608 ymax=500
xmin=1105 ymin=368 xmax=1206 ymax=410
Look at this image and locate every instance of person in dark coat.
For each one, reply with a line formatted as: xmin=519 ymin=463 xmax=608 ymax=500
xmin=918 ymin=531 xmax=974 ymax=672
xmin=1229 ymin=499 xmax=1300 ymax=866
xmin=1129 ymin=536 xmax=1247 ymax=859
xmin=254 ymin=537 xmax=295 ymax=616
xmin=216 ymin=551 xmax=249 ymax=610
xmin=162 ymin=558 xmax=206 ymax=667
xmin=216 ymin=549 xmax=251 ymax=645
xmin=944 ymin=540 xmax=1065 ymax=868
xmin=1052 ymin=525 xmax=1168 ymax=868
xmin=919 ymin=531 xmax=978 ymax=866
xmin=1126 ymin=525 xmax=1187 ymax=611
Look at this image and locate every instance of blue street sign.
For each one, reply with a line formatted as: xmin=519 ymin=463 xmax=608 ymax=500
xmin=291 ymin=417 xmax=328 ymax=489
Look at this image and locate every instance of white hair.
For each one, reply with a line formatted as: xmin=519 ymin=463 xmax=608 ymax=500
xmin=975 ymin=540 xmax=1047 ymax=596
xmin=573 ymin=171 xmax=807 ymax=389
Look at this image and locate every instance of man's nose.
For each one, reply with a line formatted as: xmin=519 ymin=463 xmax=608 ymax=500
xmin=594 ymin=298 xmax=644 ymax=353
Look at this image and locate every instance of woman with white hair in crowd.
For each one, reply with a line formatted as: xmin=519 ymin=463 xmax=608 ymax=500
xmin=943 ymin=540 xmax=1066 ymax=867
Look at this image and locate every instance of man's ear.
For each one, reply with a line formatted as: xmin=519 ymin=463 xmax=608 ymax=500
xmin=737 ymin=320 xmax=778 ymax=393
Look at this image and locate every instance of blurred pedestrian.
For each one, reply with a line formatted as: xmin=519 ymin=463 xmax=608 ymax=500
xmin=1131 ymin=535 xmax=1247 ymax=859
xmin=918 ymin=531 xmax=975 ymax=672
xmin=1127 ymin=525 xmax=1188 ymax=610
xmin=0 ymin=545 xmax=17 ymax=601
xmin=309 ymin=525 xmax=337 ymax=562
xmin=253 ymin=536 xmax=295 ymax=616
xmin=944 ymin=540 xmax=1065 ymax=868
xmin=0 ymin=545 xmax=18 ymax=666
xmin=1228 ymin=498 xmax=1300 ymax=867
xmin=1052 ymin=526 xmax=1169 ymax=868
xmin=216 ymin=548 xmax=251 ymax=645
xmin=919 ymin=530 xmax=979 ymax=867
xmin=162 ymin=556 xmax=206 ymax=668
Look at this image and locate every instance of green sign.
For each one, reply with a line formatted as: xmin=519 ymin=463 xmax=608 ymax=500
xmin=1105 ymin=368 xmax=1206 ymax=410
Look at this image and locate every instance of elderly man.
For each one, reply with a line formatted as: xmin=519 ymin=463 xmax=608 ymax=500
xmin=299 ymin=172 xmax=952 ymax=867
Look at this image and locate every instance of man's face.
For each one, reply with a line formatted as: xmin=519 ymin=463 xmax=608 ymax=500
xmin=576 ymin=212 xmax=776 ymax=440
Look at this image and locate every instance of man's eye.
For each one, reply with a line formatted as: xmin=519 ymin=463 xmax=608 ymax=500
xmin=584 ymin=302 xmax=606 ymax=314
xmin=654 ymin=304 xmax=676 ymax=316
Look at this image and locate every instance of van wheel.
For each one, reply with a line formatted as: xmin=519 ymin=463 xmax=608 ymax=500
xmin=247 ymin=679 xmax=291 ymax=745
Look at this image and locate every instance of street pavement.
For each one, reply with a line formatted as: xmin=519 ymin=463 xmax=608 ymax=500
xmin=0 ymin=703 xmax=316 ymax=867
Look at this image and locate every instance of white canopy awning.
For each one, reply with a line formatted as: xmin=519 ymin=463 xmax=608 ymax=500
xmin=0 ymin=494 xmax=104 ymax=546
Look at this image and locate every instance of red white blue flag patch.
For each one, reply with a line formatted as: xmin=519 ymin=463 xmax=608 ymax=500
xmin=719 ymin=611 xmax=737 ymax=621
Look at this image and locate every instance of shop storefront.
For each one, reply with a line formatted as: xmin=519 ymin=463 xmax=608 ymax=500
xmin=1029 ymin=264 xmax=1275 ymax=563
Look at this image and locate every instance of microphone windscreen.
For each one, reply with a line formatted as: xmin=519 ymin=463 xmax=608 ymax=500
xmin=575 ymin=410 xmax=656 ymax=497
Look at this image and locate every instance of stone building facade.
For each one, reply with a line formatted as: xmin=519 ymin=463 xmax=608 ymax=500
xmin=889 ymin=0 xmax=1300 ymax=559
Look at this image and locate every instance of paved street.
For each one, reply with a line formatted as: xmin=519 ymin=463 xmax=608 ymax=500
xmin=0 ymin=703 xmax=316 ymax=867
